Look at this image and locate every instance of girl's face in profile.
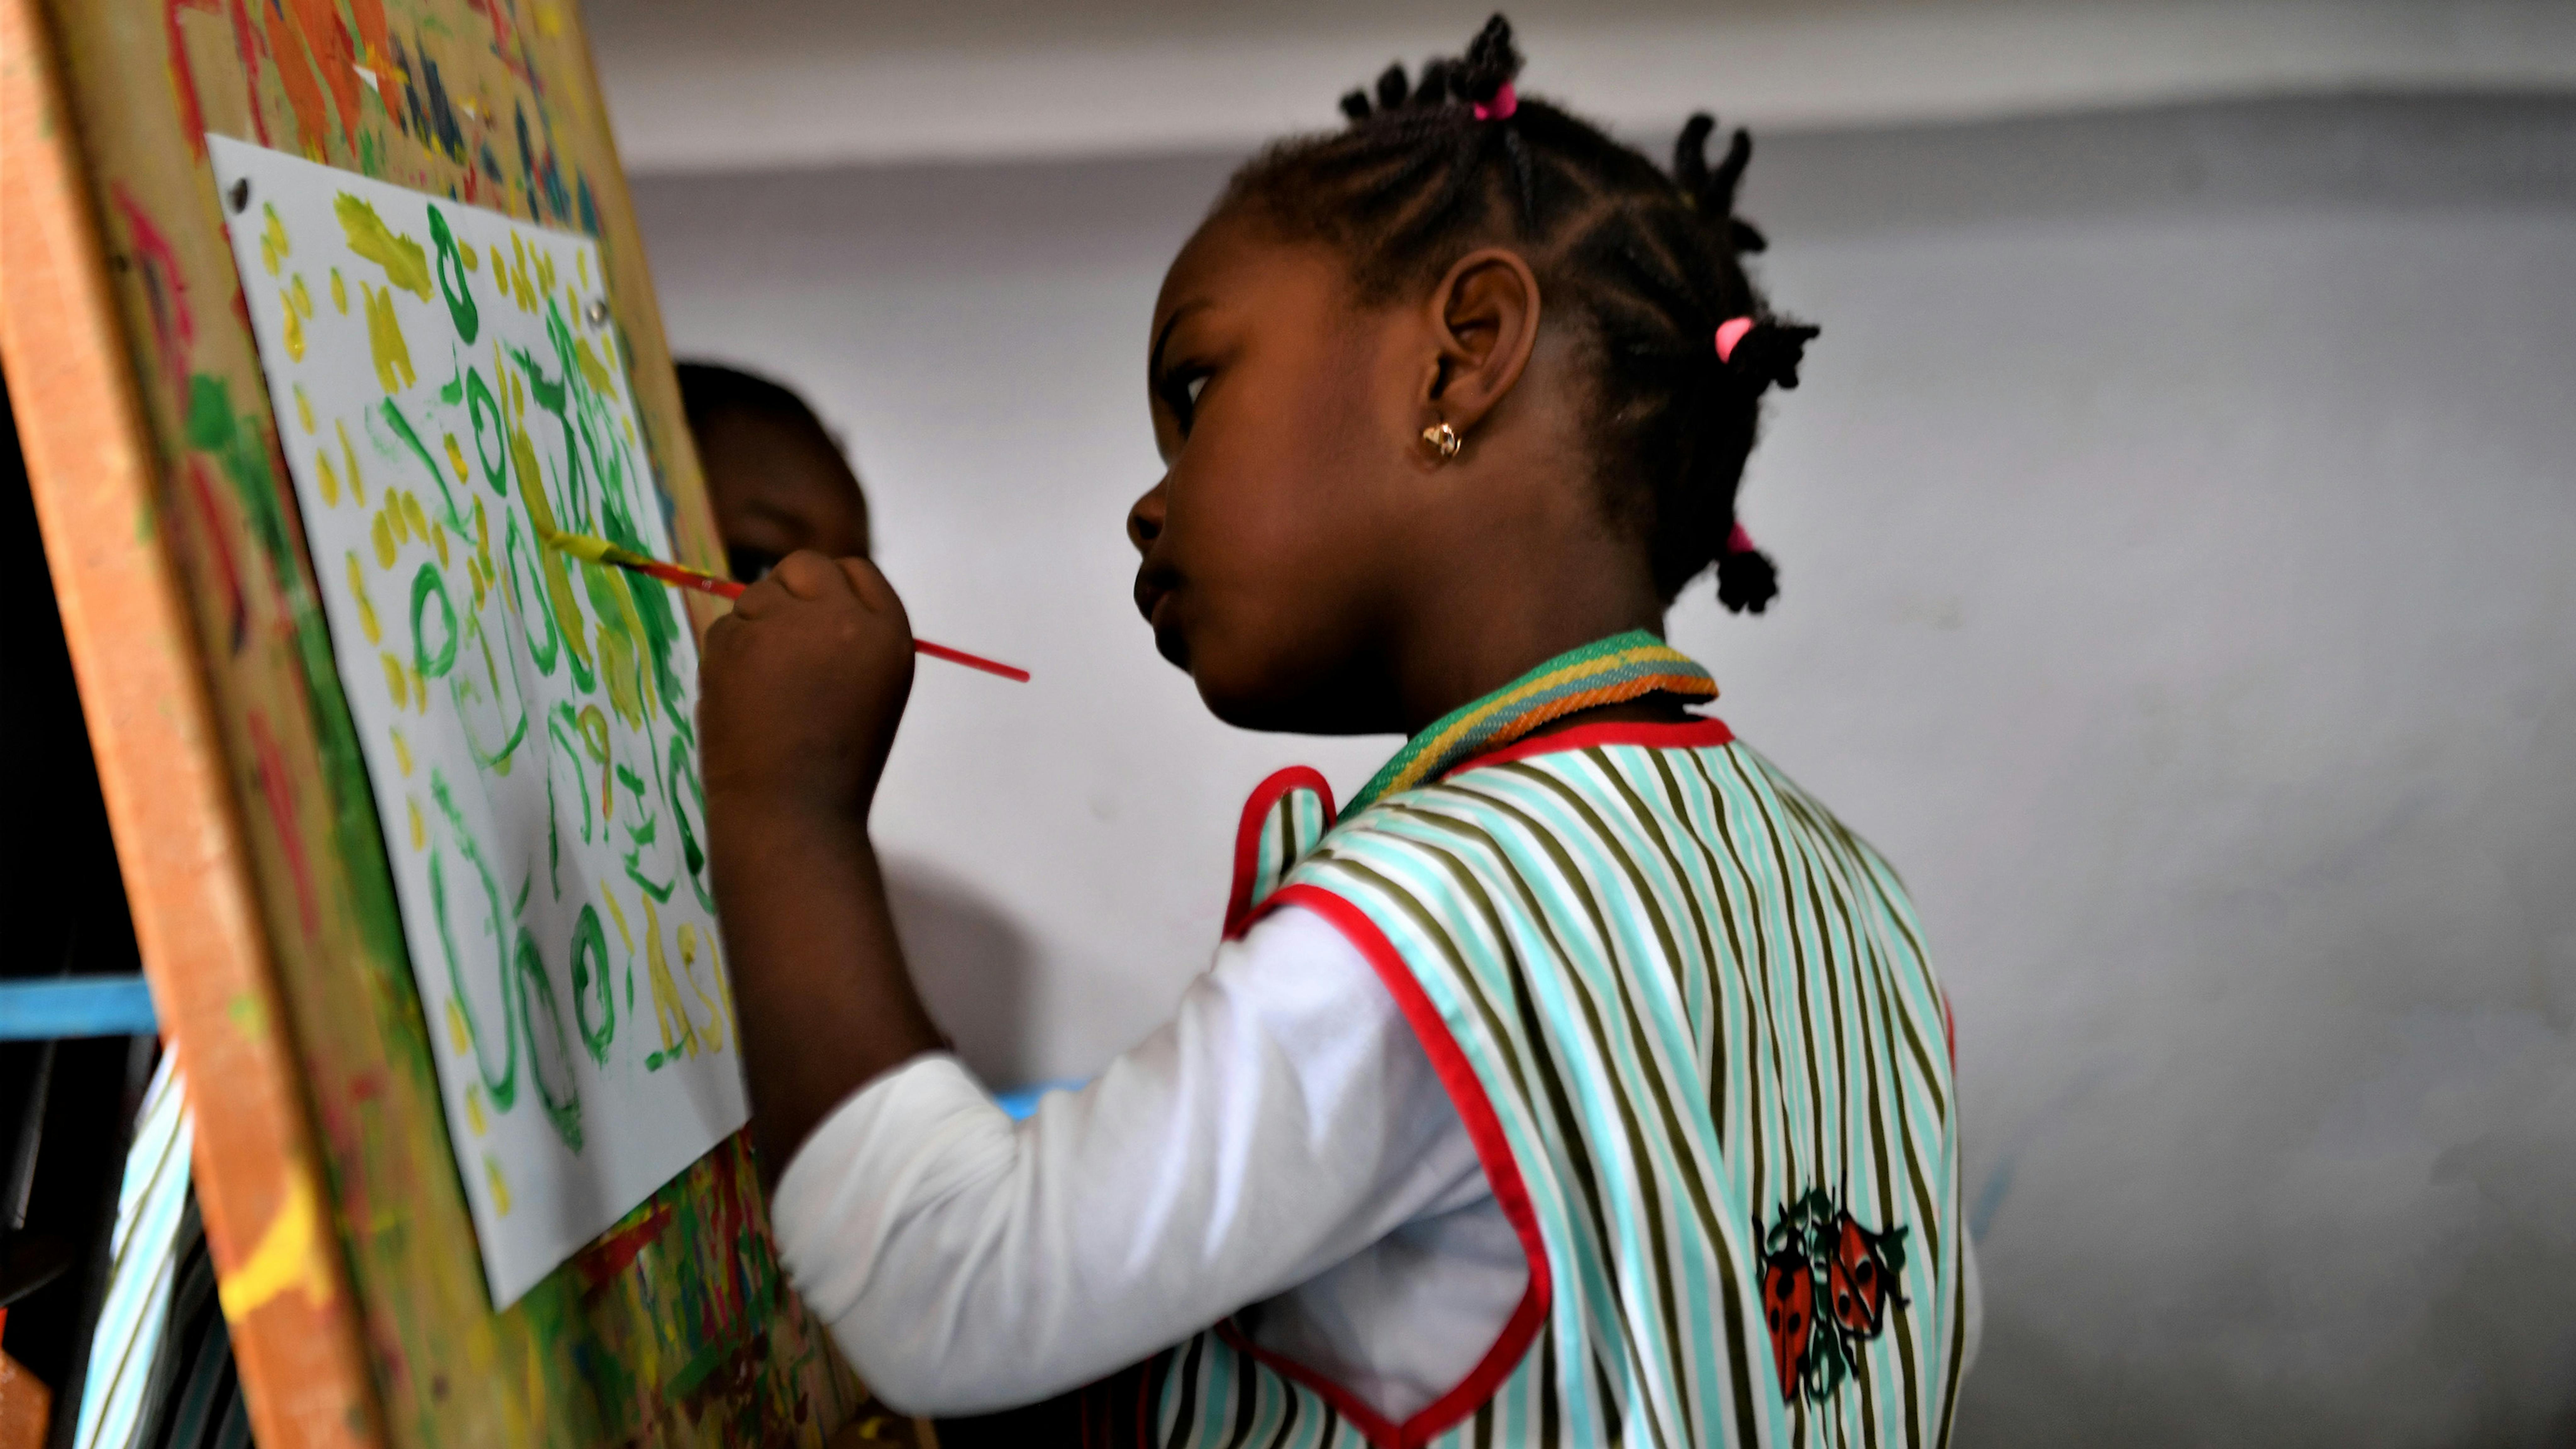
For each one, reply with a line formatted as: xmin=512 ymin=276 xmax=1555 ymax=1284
xmin=1128 ymin=212 xmax=1434 ymax=737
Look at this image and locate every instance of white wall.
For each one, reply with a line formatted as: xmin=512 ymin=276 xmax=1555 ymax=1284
xmin=628 ymin=95 xmax=2576 ymax=1444
xmin=586 ymin=0 xmax=2576 ymax=170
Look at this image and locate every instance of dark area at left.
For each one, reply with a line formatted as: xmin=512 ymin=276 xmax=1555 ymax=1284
xmin=2 ymin=361 xmax=162 ymax=1422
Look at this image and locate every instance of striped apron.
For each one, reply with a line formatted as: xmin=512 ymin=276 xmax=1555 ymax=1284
xmin=1108 ymin=634 xmax=1967 ymax=1449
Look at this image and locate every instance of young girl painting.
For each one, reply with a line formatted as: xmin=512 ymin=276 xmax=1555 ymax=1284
xmin=700 ymin=17 xmax=1974 ymax=1446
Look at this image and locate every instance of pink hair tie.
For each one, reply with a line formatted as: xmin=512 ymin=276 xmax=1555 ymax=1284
xmin=1714 ymin=315 xmax=1757 ymax=364
xmin=1726 ymin=522 xmax=1757 ymax=555
xmin=1472 ymin=82 xmax=1517 ymax=121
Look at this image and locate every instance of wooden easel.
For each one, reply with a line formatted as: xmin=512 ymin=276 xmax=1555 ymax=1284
xmin=0 ymin=1 xmax=913 ymax=1441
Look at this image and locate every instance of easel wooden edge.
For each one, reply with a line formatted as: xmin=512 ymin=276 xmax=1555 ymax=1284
xmin=0 ymin=1 xmax=381 ymax=1443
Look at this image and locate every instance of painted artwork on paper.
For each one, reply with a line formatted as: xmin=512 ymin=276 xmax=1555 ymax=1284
xmin=207 ymin=136 xmax=747 ymax=1308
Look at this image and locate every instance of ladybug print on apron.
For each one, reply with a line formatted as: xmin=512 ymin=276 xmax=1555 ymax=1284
xmin=1757 ymin=1189 xmax=1910 ymax=1406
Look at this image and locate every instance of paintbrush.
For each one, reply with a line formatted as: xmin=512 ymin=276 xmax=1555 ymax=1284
xmin=541 ymin=530 xmax=1030 ymax=682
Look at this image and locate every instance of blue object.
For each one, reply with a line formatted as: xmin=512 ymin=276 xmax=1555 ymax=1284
xmin=991 ymin=1079 xmax=1085 ymax=1121
xmin=0 ymin=976 xmax=159 ymax=1040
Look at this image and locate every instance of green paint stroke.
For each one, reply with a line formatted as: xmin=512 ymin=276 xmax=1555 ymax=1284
xmin=334 ymin=192 xmax=433 ymax=300
xmin=430 ymin=771 xmax=519 ymax=1110
xmin=515 ymin=928 xmax=583 ymax=1152
xmin=507 ymin=407 xmax=597 ymax=693
xmin=429 ymin=204 xmax=480 ymax=345
xmin=377 ymin=397 xmax=463 ymax=530
xmin=182 ymin=374 xmax=294 ymax=574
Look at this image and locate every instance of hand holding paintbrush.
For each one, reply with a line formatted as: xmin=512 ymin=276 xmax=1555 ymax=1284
xmin=539 ymin=528 xmax=1028 ymax=682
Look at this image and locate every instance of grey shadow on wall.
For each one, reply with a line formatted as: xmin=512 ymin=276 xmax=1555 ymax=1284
xmin=881 ymin=853 xmax=1040 ymax=1091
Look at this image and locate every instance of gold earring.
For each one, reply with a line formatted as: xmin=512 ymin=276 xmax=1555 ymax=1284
xmin=1422 ymin=422 xmax=1463 ymax=460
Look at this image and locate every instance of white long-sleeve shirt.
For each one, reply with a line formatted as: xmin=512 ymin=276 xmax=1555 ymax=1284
xmin=771 ymin=902 xmax=1981 ymax=1422
xmin=771 ymin=904 xmax=1528 ymax=1420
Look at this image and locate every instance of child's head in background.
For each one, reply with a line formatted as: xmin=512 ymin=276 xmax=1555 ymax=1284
xmin=677 ymin=361 xmax=872 ymax=581
xmin=1128 ymin=15 xmax=1815 ymax=737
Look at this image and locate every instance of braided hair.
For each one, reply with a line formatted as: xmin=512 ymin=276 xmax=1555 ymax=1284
xmin=1219 ymin=14 xmax=1816 ymax=612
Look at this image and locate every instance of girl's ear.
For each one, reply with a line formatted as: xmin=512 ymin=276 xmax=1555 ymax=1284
xmin=1418 ymin=247 xmax=1542 ymax=441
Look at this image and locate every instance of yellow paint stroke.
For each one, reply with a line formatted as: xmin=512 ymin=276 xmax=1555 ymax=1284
xmin=335 ymin=193 xmax=432 ymax=299
xmin=443 ymin=432 xmax=469 ymax=483
xmin=337 ymin=419 xmax=366 ymax=505
xmin=577 ymin=250 xmax=590 ymax=289
xmin=412 ymin=661 xmax=430 ymax=715
xmin=534 ymin=248 xmax=557 ymax=300
xmin=706 ymin=936 xmax=741 ymax=1052
xmin=465 ymin=1084 xmax=487 ymax=1136
xmin=330 ymin=266 xmax=347 ymax=314
xmin=536 ymin=3 xmax=565 ymax=39
xmin=600 ymin=882 xmax=635 ymax=953
xmin=445 ymin=995 xmax=470 ymax=1052
xmin=281 ymin=289 xmax=305 ymax=361
xmin=391 ymin=729 xmax=414 ymax=777
xmin=346 ymin=552 xmax=380 ymax=643
xmin=409 ymin=796 xmax=426 ymax=850
xmin=400 ymin=489 xmax=430 ymax=541
xmin=381 ymin=498 xmax=408 ymax=549
xmin=486 ymin=1155 xmax=511 ymax=1216
xmin=644 ymin=898 xmax=701 ymax=1062
xmin=362 ymin=281 xmax=414 ymax=392
xmin=370 ymin=509 xmax=397 ymax=568
xmin=574 ymin=335 xmax=616 ymax=399
xmin=227 ymin=991 xmax=268 ymax=1043
xmin=473 ymin=497 xmax=492 ymax=573
xmin=381 ymin=651 xmax=408 ymax=707
xmin=290 ymin=273 xmax=313 ymax=317
xmin=432 ymin=521 xmax=451 ymax=570
xmin=214 ymin=1174 xmax=332 ymax=1320
xmin=578 ymin=704 xmax=612 ymax=822
xmin=258 ymin=202 xmax=288 ymax=276
xmin=294 ymin=383 xmax=314 ymax=435
xmin=679 ymin=924 xmax=725 ymax=1054
xmin=510 ymin=236 xmax=536 ymax=312
xmin=316 ymin=448 xmax=341 ymax=507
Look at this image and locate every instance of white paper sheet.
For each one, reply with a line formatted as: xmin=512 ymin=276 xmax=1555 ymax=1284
xmin=208 ymin=136 xmax=747 ymax=1307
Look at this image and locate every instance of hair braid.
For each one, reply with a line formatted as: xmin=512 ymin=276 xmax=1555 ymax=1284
xmin=1222 ymin=13 xmax=1820 ymax=610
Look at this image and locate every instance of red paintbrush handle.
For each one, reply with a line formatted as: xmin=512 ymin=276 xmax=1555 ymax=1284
xmin=641 ymin=559 xmax=1027 ymax=680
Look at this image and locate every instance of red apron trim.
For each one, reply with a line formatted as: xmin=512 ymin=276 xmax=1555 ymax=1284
xmin=1222 ymin=767 xmax=1337 ymax=939
xmin=1235 ymin=884 xmax=1555 ymax=1449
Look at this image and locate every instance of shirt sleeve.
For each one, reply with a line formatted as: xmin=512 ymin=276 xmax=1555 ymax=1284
xmin=769 ymin=903 xmax=1493 ymax=1416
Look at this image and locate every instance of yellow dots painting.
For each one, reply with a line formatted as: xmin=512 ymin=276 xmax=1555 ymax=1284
xmin=345 ymin=552 xmax=380 ymax=642
xmin=259 ymin=202 xmax=288 ymax=275
xmin=363 ymin=280 xmax=414 ymax=391
xmin=208 ymin=138 xmax=744 ymax=1307
xmin=336 ymin=419 xmax=365 ymax=505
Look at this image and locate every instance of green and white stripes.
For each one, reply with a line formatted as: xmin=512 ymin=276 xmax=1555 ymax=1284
xmin=1152 ymin=726 xmax=1965 ymax=1448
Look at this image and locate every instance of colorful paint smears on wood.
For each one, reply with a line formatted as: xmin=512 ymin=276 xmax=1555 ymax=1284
xmin=3 ymin=0 xmax=920 ymax=1442
xmin=209 ymin=137 xmax=748 ymax=1309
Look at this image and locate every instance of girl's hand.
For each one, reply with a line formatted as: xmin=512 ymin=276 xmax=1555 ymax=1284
xmin=700 ymin=550 xmax=917 ymax=820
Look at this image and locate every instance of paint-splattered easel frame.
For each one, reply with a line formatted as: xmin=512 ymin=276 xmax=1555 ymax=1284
xmin=0 ymin=1 xmax=914 ymax=1443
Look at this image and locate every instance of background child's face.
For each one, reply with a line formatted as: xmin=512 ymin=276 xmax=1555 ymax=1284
xmin=695 ymin=408 xmax=873 ymax=581
xmin=1128 ymin=213 xmax=1444 ymax=735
